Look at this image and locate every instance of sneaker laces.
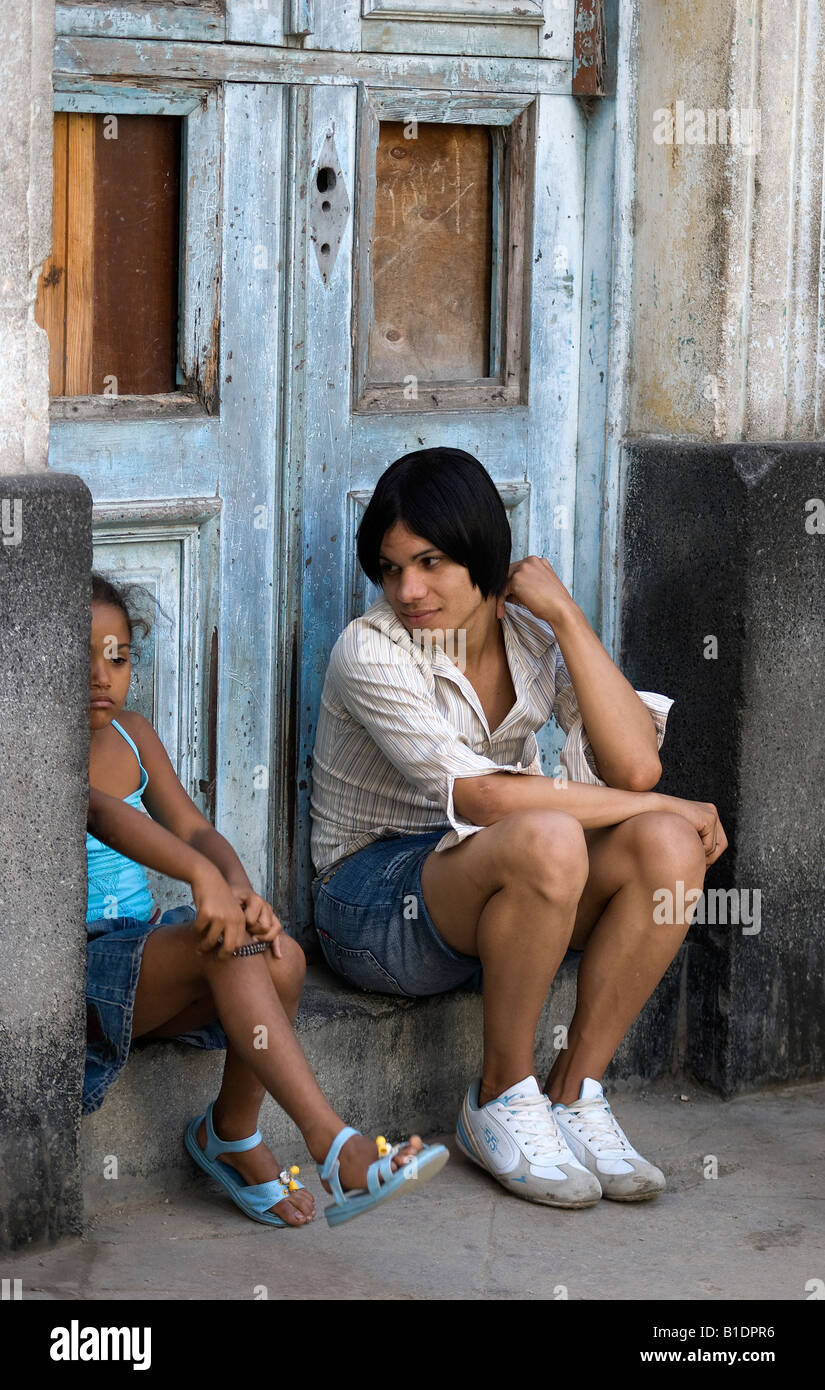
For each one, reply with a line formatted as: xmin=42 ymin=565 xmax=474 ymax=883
xmin=564 ymin=1096 xmax=632 ymax=1154
xmin=498 ymin=1094 xmax=570 ymax=1162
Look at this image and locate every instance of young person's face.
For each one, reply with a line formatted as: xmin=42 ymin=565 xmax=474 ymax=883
xmin=89 ymin=602 xmax=132 ymax=731
xmin=378 ymin=521 xmax=497 ymax=637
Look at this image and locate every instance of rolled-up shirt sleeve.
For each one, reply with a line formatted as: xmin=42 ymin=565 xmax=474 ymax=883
xmin=328 ymin=624 xmax=533 ymax=843
xmin=550 ymin=644 xmax=674 ymax=786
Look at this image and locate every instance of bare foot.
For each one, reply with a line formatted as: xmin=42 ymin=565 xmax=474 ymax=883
xmin=197 ymin=1117 xmax=315 ymax=1226
xmin=320 ymin=1133 xmax=425 ymax=1197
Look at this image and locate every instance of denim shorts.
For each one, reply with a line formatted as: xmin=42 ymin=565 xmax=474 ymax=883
xmin=312 ymin=831 xmax=482 ymax=998
xmin=84 ymin=904 xmax=226 ymax=1116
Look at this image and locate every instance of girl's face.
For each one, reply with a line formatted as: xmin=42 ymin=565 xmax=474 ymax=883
xmin=90 ymin=602 xmax=132 ymax=731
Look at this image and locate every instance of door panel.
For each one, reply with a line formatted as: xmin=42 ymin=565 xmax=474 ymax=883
xmin=359 ymin=0 xmax=567 ymax=59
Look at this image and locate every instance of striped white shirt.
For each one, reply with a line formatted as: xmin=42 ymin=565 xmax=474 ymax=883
xmin=310 ymin=596 xmax=674 ymax=874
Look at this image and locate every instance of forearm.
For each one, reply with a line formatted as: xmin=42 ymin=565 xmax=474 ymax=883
xmin=453 ymin=769 xmax=670 ymax=831
xmin=188 ymin=826 xmax=253 ymax=893
xmin=550 ymin=601 xmax=661 ymax=788
xmin=88 ymin=786 xmax=218 ymax=888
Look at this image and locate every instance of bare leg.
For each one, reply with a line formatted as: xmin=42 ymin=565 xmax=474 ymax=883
xmin=421 ymin=810 xmax=589 ymax=1105
xmin=545 ymin=811 xmax=707 ymax=1104
xmin=136 ymin=934 xmax=314 ymax=1222
xmin=132 ymin=925 xmax=423 ymax=1209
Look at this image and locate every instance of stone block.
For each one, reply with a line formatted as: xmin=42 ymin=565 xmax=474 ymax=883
xmin=620 ymin=442 xmax=825 ymax=1093
xmin=0 ymin=472 xmax=92 ymax=1250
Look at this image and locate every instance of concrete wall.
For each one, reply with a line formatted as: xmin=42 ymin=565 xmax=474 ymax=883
xmin=0 ymin=1 xmax=93 ymax=1254
xmin=627 ymin=0 xmax=825 ymax=441
xmin=0 ymin=0 xmax=54 ymax=478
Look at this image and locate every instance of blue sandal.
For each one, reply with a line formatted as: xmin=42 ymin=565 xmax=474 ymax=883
xmin=184 ymin=1102 xmax=307 ymax=1228
xmin=318 ymin=1126 xmax=449 ymax=1228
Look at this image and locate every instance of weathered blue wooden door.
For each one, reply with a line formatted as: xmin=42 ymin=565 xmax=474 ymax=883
xmin=50 ymin=2 xmax=605 ymax=933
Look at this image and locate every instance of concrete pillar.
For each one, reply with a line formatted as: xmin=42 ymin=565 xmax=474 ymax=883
xmin=619 ymin=442 xmax=825 ymax=1094
xmin=0 ymin=0 xmax=91 ymax=1251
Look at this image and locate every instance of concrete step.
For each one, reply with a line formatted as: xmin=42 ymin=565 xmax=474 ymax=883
xmin=81 ymin=954 xmax=682 ymax=1214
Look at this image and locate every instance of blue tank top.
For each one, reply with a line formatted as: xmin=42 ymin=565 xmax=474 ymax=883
xmin=86 ymin=719 xmax=156 ymax=924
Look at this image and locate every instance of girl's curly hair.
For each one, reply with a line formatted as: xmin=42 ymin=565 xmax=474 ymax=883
xmin=90 ymin=572 xmax=152 ymax=642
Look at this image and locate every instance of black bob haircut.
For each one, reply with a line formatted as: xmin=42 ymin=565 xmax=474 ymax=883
xmin=356 ymin=448 xmax=511 ymax=599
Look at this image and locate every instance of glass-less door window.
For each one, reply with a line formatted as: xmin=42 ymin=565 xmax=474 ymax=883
xmin=354 ymin=90 xmax=533 ymax=411
xmin=36 ymin=113 xmax=181 ymax=397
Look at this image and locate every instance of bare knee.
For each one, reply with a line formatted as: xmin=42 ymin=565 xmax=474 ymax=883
xmin=266 ymin=932 xmax=306 ymax=995
xmin=623 ymin=811 xmax=706 ymax=880
xmin=495 ymin=809 xmax=589 ymax=899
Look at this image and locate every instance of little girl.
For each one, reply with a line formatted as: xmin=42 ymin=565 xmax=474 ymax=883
xmin=86 ymin=572 xmax=448 ymax=1228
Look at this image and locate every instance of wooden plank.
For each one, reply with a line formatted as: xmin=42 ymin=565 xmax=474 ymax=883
xmin=572 ymin=0 xmax=606 ymax=97
xmin=48 ymin=416 xmax=221 ymax=502
xmin=92 ymin=497 xmax=222 ymax=525
xmin=215 ymin=81 xmax=285 ymax=894
xmin=361 ymin=20 xmax=539 ymax=57
xmin=226 ymin=0 xmax=283 ymax=45
xmin=539 ymin=0 xmax=574 ymax=62
xmin=350 ymin=406 xmax=528 ymax=475
xmin=572 ymin=96 xmax=615 ymax=633
xmin=369 ymin=121 xmax=492 ymax=384
xmin=36 ymin=113 xmax=69 ymax=396
xmin=352 ymin=84 xmax=378 ymax=410
xmin=503 ymin=96 xmax=531 ymax=403
xmin=92 ymin=113 xmax=180 ymax=395
xmin=525 ymin=91 xmax=585 ymax=634
xmin=278 ymin=83 xmax=359 ymax=939
xmin=285 ymin=0 xmax=314 ymax=35
xmin=273 ymin=84 xmax=311 ymax=920
xmin=49 ymin=392 xmax=205 ymax=420
xmin=54 ymin=37 xmax=574 ymax=94
xmin=361 ymin=0 xmax=543 ymax=21
xmin=367 ymin=88 xmax=533 ymax=123
xmin=64 ymin=113 xmax=95 ymax=395
xmin=178 ymin=89 xmax=223 ymax=407
xmin=56 ymin=86 xmax=206 ymax=115
xmin=56 ymin=3 xmax=226 ymax=43
xmin=301 ymin=0 xmax=360 ymax=52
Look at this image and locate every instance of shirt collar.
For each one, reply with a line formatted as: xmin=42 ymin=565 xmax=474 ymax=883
xmin=363 ymin=595 xmax=555 ymax=692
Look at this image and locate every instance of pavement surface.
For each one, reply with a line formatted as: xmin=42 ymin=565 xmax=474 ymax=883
xmin=9 ymin=1078 xmax=824 ymax=1302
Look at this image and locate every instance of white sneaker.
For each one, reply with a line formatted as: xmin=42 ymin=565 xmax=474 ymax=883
xmin=456 ymin=1075 xmax=602 ymax=1208
xmin=551 ymin=1078 xmax=666 ymax=1202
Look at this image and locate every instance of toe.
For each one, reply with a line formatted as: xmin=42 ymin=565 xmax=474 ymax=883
xmin=273 ymin=1195 xmax=311 ymax=1226
xmin=393 ymin=1134 xmax=424 ymax=1168
xmin=289 ymin=1188 xmax=315 ymax=1218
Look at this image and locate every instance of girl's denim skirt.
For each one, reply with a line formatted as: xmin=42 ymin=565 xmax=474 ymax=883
xmin=84 ymin=904 xmax=226 ymax=1116
xmin=312 ymin=830 xmax=482 ymax=997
